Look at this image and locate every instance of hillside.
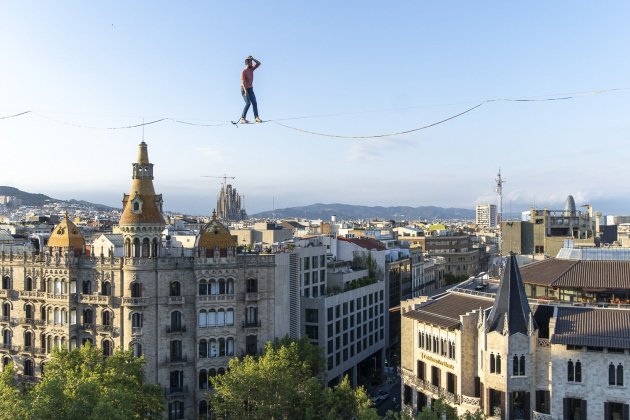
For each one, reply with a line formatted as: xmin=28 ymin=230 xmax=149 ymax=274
xmin=0 ymin=186 xmax=116 ymax=211
xmin=251 ymin=203 xmax=474 ymax=221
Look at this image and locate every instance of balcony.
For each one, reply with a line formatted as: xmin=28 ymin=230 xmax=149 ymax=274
xmin=80 ymin=323 xmax=96 ymax=331
xmin=168 ymin=296 xmax=185 ymax=305
xmin=131 ymin=327 xmax=143 ymax=336
xmin=77 ymin=294 xmax=111 ymax=305
xmin=22 ymin=346 xmax=44 ymax=355
xmin=164 ymin=355 xmax=189 ymax=366
xmin=122 ymin=297 xmax=148 ymax=307
xmin=196 ymin=294 xmax=235 ymax=303
xmin=18 ymin=291 xmax=46 ymax=300
xmin=398 ymin=367 xmax=469 ymax=406
xmin=0 ymin=290 xmax=9 ymax=298
xmin=46 ymin=293 xmax=70 ymax=303
xmin=19 ymin=318 xmax=36 ymax=326
xmin=245 ymin=292 xmax=260 ymax=301
xmin=0 ymin=344 xmax=21 ymax=354
xmin=0 ymin=316 xmax=10 ymax=324
xmin=96 ymin=324 xmax=118 ymax=335
xmin=163 ymin=385 xmax=189 ymax=396
xmin=241 ymin=320 xmax=261 ymax=329
xmin=532 ymin=411 xmax=552 ymax=420
xmin=166 ymin=325 xmax=187 ymax=334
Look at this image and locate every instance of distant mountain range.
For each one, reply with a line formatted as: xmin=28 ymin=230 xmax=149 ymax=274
xmin=0 ymin=186 xmax=116 ymax=211
xmin=252 ymin=203 xmax=475 ymax=221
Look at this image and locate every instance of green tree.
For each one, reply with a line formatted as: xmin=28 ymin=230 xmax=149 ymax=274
xmin=211 ymin=340 xmax=378 ymax=419
xmin=0 ymin=364 xmax=27 ymax=420
xmin=27 ymin=345 xmax=163 ymax=419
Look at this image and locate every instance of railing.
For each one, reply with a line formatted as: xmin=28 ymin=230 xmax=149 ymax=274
xmin=17 ymin=374 xmax=41 ymax=383
xmin=22 ymin=346 xmax=44 ymax=354
xmin=168 ymin=296 xmax=185 ymax=305
xmin=0 ymin=316 xmax=9 ymax=323
xmin=166 ymin=325 xmax=187 ymax=333
xmin=245 ymin=292 xmax=260 ymax=301
xmin=461 ymin=395 xmax=481 ymax=406
xmin=80 ymin=323 xmax=95 ymax=331
xmin=18 ymin=291 xmax=46 ymax=299
xmin=46 ymin=293 xmax=69 ymax=301
xmin=96 ymin=324 xmax=117 ymax=334
xmin=398 ymin=367 xmax=468 ymax=406
xmin=77 ymin=294 xmax=111 ymax=305
xmin=0 ymin=290 xmax=9 ymax=298
xmin=19 ymin=318 xmax=36 ymax=326
xmin=537 ymin=338 xmax=551 ymax=347
xmin=122 ymin=297 xmax=148 ymax=306
xmin=0 ymin=344 xmax=21 ymax=354
xmin=163 ymin=385 xmax=189 ymax=396
xmin=242 ymin=320 xmax=261 ymax=329
xmin=197 ymin=294 xmax=235 ymax=303
xmin=532 ymin=411 xmax=552 ymax=420
xmin=164 ymin=355 xmax=188 ymax=365
xmin=132 ymin=327 xmax=143 ymax=336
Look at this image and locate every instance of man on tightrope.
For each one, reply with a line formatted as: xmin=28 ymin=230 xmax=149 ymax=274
xmin=240 ymin=55 xmax=262 ymax=124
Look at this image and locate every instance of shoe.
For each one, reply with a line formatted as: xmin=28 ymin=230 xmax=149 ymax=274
xmin=255 ymin=117 xmax=263 ymax=123
xmin=239 ymin=118 xmax=249 ymax=124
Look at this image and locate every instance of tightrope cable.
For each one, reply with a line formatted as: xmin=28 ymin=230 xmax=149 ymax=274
xmin=272 ymin=102 xmax=486 ymax=139
xmin=0 ymin=111 xmax=31 ymax=120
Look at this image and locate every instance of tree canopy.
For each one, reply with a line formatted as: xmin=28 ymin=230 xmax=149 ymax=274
xmin=210 ymin=338 xmax=378 ymax=420
xmin=0 ymin=345 xmax=163 ymax=420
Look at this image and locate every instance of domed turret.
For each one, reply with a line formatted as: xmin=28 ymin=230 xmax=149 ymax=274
xmin=47 ymin=213 xmax=85 ymax=255
xmin=196 ymin=212 xmax=236 ymax=257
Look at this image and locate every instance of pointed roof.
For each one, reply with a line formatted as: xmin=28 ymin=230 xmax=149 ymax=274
xmin=119 ymin=142 xmax=166 ymax=226
xmin=196 ymin=211 xmax=236 ymax=250
xmin=486 ymin=253 xmax=537 ymax=335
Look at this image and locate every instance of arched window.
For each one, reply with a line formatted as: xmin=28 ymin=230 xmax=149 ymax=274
xmin=199 ymin=401 xmax=208 ymax=417
xmin=218 ymin=279 xmax=226 ymax=295
xmin=198 ymin=310 xmax=207 ymax=328
xmin=207 ymin=310 xmax=216 ymax=327
xmin=82 ymin=337 xmax=93 ymax=347
xmin=513 ymin=355 xmax=519 ymax=376
xmin=519 ymin=355 xmax=525 ymax=376
xmin=496 ymin=355 xmax=502 ymax=374
xmin=170 ymin=282 xmax=181 ymax=297
xmin=209 ymin=339 xmax=218 ymax=357
xmin=54 ymin=308 xmax=60 ymax=324
xmin=24 ymin=330 xmax=33 ymax=349
xmin=103 ymin=339 xmax=113 ymax=356
xmin=199 ymin=369 xmax=208 ymax=389
xmin=40 ymin=362 xmax=46 ymax=375
xmin=125 ymin=238 xmax=131 ymax=257
xmin=152 ymin=238 xmax=158 ymax=257
xmin=40 ymin=306 xmax=46 ymax=322
xmin=219 ymin=338 xmax=226 ymax=357
xmin=170 ymin=311 xmax=182 ymax=332
xmin=217 ymin=309 xmax=225 ymax=326
xmin=227 ymin=279 xmax=234 ymax=294
xmin=2 ymin=356 xmax=11 ymax=368
xmin=132 ymin=312 xmax=143 ymax=328
xmin=62 ymin=309 xmax=68 ymax=325
xmin=609 ymin=362 xmax=616 ymax=386
xmin=170 ymin=340 xmax=182 ymax=361
xmin=198 ymin=280 xmax=208 ymax=296
xmin=82 ymin=280 xmax=91 ymax=295
xmin=247 ymin=278 xmax=258 ymax=293
xmin=101 ymin=281 xmax=111 ymax=296
xmin=24 ymin=304 xmax=34 ymax=321
xmin=209 ymin=368 xmax=217 ymax=378
xmin=142 ymin=238 xmax=150 ymax=257
xmin=131 ymin=282 xmax=141 ymax=297
xmin=227 ymin=337 xmax=234 ymax=356
xmin=25 ymin=277 xmax=33 ymax=292
xmin=102 ymin=310 xmax=112 ymax=326
xmin=83 ymin=308 xmax=93 ymax=325
xmin=617 ymin=364 xmax=624 ymax=386
xmin=198 ymin=339 xmax=208 ymax=358
xmin=226 ymin=309 xmax=234 ymax=326
xmin=575 ymin=360 xmax=582 ymax=382
xmin=210 ymin=280 xmax=218 ymax=295
xmin=490 ymin=353 xmax=496 ymax=374
xmin=1 ymin=276 xmax=10 ymax=290
xmin=133 ymin=238 xmax=140 ymax=257
xmin=23 ymin=359 xmax=34 ymax=377
xmin=61 ymin=337 xmax=66 ymax=349
xmin=132 ymin=342 xmax=142 ymax=358
xmin=2 ymin=302 xmax=10 ymax=319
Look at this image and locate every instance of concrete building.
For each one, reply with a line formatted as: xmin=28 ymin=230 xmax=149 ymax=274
xmin=400 ymin=254 xmax=630 ymax=419
xmin=502 ymin=195 xmax=597 ymax=257
xmin=477 ymin=204 xmax=498 ymax=229
xmin=0 ymin=142 xmax=288 ymax=420
xmin=418 ymin=234 xmax=481 ymax=278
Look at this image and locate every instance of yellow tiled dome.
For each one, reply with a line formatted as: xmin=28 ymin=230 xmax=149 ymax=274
xmin=196 ymin=213 xmax=236 ymax=251
xmin=48 ymin=214 xmax=85 ymax=254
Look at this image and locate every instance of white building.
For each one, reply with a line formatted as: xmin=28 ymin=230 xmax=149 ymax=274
xmin=476 ymin=204 xmax=498 ymax=228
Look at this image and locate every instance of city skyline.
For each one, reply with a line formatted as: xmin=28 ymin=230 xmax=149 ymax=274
xmin=2 ymin=2 xmax=630 ymax=215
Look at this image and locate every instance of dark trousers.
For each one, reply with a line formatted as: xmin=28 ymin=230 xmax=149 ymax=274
xmin=241 ymin=87 xmax=259 ymax=119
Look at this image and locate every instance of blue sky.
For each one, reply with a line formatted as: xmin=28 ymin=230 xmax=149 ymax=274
xmin=1 ymin=2 xmax=629 ymax=215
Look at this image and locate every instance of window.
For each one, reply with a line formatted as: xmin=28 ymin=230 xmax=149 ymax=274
xmin=563 ymin=398 xmax=586 ymax=420
xmin=101 ymin=281 xmax=111 ymax=296
xmin=1 ymin=277 xmax=10 ymax=290
xmin=168 ymin=401 xmax=184 ymax=420
xmin=198 ymin=339 xmax=208 ymax=358
xmin=82 ymin=280 xmax=91 ymax=294
xmin=170 ymin=311 xmax=182 ymax=331
xmin=199 ymin=401 xmax=208 ymax=418
xmin=305 ymin=309 xmax=318 ymax=323
xmin=24 ymin=304 xmax=34 ymax=321
xmin=417 ymin=360 xmax=426 ymax=380
xmin=198 ymin=370 xmax=208 ymax=389
xmin=102 ymin=310 xmax=112 ymax=326
xmin=170 ymin=340 xmax=182 ymax=361
xmin=513 ymin=355 xmax=525 ymax=376
xmin=132 ymin=342 xmax=142 ymax=358
xmin=25 ymin=277 xmax=33 ymax=292
xmin=23 ymin=359 xmax=34 ymax=377
xmin=496 ymin=354 xmax=502 ymax=374
xmin=102 ymin=339 xmax=113 ymax=356
xmin=303 ymin=257 xmax=310 ymax=270
xmin=130 ymin=282 xmax=141 ymax=297
xmin=490 ymin=353 xmax=496 ymax=374
xmin=246 ymin=335 xmax=257 ymax=355
xmin=305 ymin=325 xmax=318 ymax=340
xmin=247 ymin=278 xmax=258 ymax=293
xmin=567 ymin=359 xmax=582 ymax=382
xmin=198 ymin=281 xmax=207 ymax=295
xmin=169 ymin=282 xmax=180 ymax=297
xmin=132 ymin=312 xmax=142 ymax=328
xmin=609 ymin=363 xmax=624 ymax=386
xmin=431 ymin=366 xmax=440 ymax=387
xmin=226 ymin=309 xmax=234 ymax=326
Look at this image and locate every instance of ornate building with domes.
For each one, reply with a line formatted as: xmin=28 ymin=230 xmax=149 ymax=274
xmin=0 ymin=141 xmax=290 ymax=419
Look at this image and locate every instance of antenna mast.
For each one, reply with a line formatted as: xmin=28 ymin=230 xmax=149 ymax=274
xmin=495 ymin=169 xmax=506 ymax=269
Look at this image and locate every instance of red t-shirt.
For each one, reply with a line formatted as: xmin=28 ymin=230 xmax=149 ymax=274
xmin=241 ymin=63 xmax=259 ymax=89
